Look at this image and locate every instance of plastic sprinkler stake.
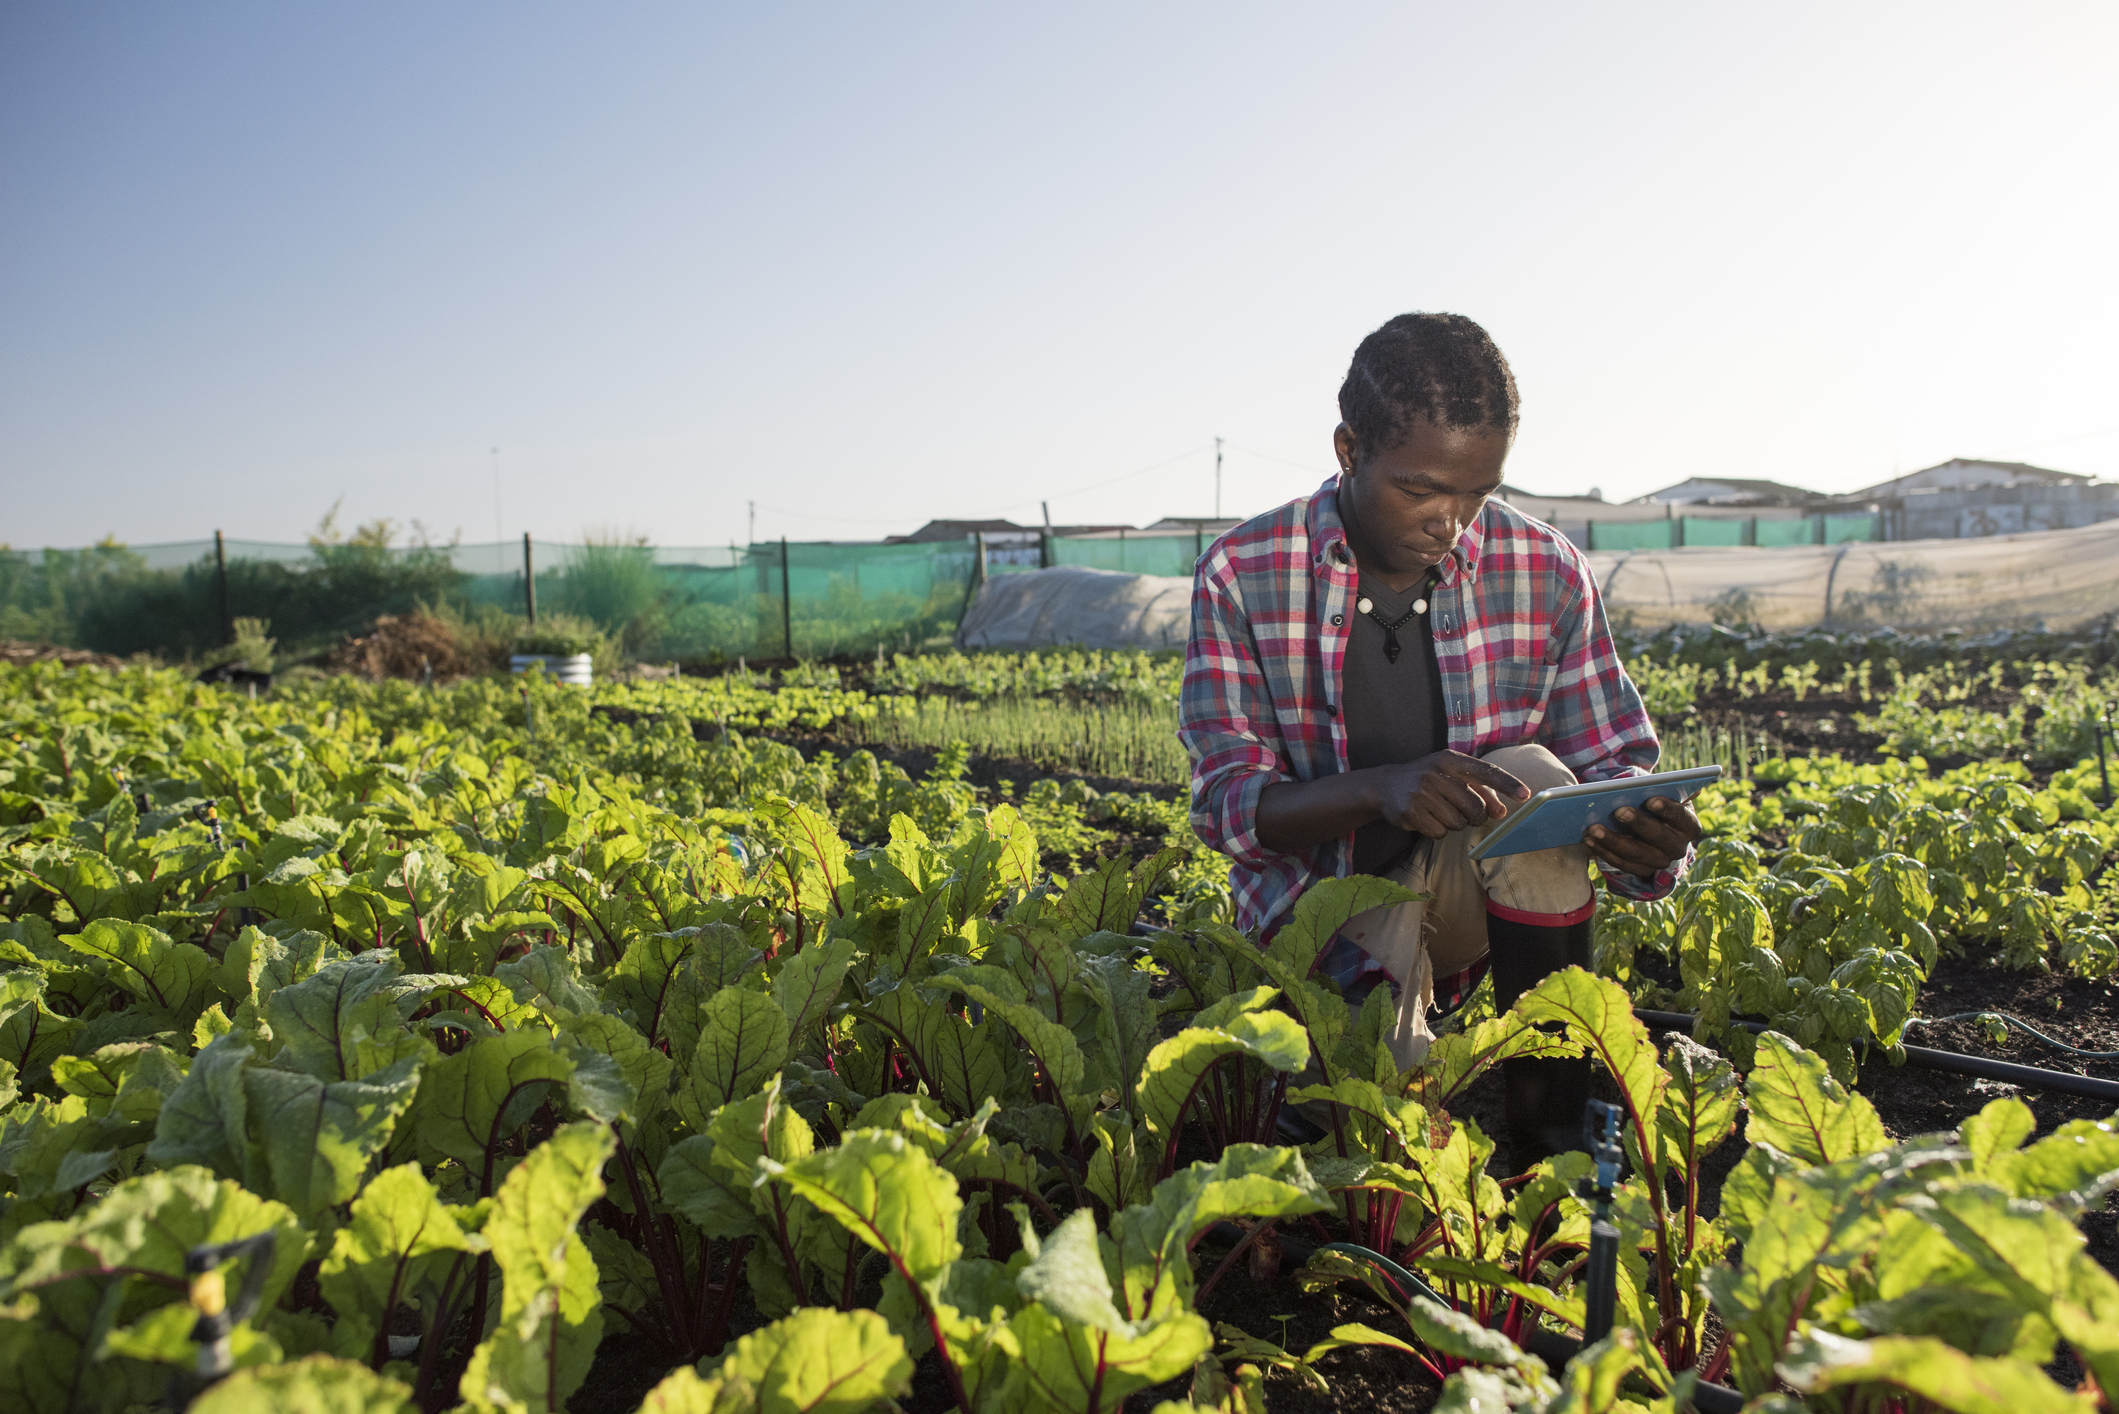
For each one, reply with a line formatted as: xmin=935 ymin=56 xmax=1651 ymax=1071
xmin=1578 ymin=1098 xmax=1624 ymax=1344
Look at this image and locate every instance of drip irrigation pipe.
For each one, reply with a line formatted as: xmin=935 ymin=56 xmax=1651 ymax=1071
xmin=1633 ymin=1008 xmax=2119 ymax=1103
xmin=1905 ymin=1011 xmax=2119 ymax=1061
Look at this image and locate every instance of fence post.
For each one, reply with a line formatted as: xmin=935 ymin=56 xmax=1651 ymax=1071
xmin=214 ymin=530 xmax=232 ymax=645
xmin=522 ymin=533 xmax=537 ymax=624
xmin=780 ymin=538 xmax=794 ymax=661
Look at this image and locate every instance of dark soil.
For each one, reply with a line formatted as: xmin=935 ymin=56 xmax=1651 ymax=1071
xmin=1687 ymin=680 xmax=2075 ymax=784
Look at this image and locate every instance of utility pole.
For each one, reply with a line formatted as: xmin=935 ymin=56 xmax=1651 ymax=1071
xmin=1040 ymin=500 xmax=1054 ymax=568
xmin=749 ymin=501 xmax=757 ymax=546
xmin=1214 ymin=437 xmax=1223 ymax=519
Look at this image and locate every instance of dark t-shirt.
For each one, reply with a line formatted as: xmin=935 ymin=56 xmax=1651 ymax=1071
xmin=1342 ymin=570 xmax=1446 ymax=876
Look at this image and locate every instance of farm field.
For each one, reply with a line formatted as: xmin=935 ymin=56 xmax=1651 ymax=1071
xmin=1 ymin=629 xmax=2117 ymax=1414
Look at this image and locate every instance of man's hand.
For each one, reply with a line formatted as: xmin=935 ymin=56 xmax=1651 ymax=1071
xmin=1371 ymin=751 xmax=1532 ymax=839
xmin=1585 ymin=796 xmax=1701 ymax=877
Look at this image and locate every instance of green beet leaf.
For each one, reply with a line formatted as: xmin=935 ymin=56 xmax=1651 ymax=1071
xmin=1914 ymin=1182 xmax=2119 ymax=1400
xmin=856 ymin=986 xmax=1018 ymax=1122
xmin=494 ymin=942 xmax=603 ymax=1020
xmin=459 ymin=1121 xmax=617 ymax=1414
xmin=144 ymin=1029 xmax=260 ymax=1186
xmin=685 ymin=985 xmax=792 ymax=1119
xmin=1777 ymin=1329 xmax=2094 ymax=1414
xmin=1745 ymin=1030 xmax=1885 ymax=1166
xmin=188 ymin=1354 xmax=418 ymax=1414
xmin=1110 ymin=1143 xmax=1331 ymax=1323
xmin=241 ymin=1052 xmax=422 ymax=1222
xmin=1261 ymin=874 xmax=1420 ymax=985
xmin=660 ymin=1075 xmax=816 ymax=1242
xmin=413 ymin=1027 xmax=578 ymax=1190
xmin=699 ymin=1306 xmax=915 ymax=1414
xmin=762 ymin=1129 xmax=962 ymax=1286
xmin=1002 ymin=1302 xmax=1212 ymax=1413
xmin=774 ymin=934 xmax=859 ymax=1046
xmin=1016 ymin=1208 xmax=1134 ymax=1336
xmin=319 ymin=1161 xmax=487 ymax=1367
xmin=1134 ymin=1011 xmax=1308 ymax=1149
xmin=264 ymin=953 xmax=424 ymax=1082
xmin=61 ymin=918 xmax=215 ymax=1023
xmin=1652 ymin=1033 xmax=1741 ymax=1178
xmin=930 ymin=974 xmax=1095 ymax=1132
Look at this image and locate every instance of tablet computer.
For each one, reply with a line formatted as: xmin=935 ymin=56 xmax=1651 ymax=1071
xmin=1465 ymin=765 xmax=1723 ymax=862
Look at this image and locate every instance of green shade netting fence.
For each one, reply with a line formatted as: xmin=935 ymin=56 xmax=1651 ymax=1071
xmin=0 ymin=538 xmax=978 ymax=661
xmin=1049 ymin=534 xmax=1204 ymax=578
xmin=1587 ymin=521 xmax=1674 ymax=551
xmin=1754 ymin=518 xmax=1818 ymax=547
xmin=1679 ymin=517 xmax=1746 ymax=547
xmin=1824 ymin=513 xmax=1881 ymax=544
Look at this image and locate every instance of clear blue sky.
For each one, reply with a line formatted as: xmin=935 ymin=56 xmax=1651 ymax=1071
xmin=4 ymin=3 xmax=2115 ymax=549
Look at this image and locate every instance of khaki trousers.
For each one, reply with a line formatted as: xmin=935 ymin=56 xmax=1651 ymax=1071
xmin=1336 ymin=743 xmax=1594 ymax=1068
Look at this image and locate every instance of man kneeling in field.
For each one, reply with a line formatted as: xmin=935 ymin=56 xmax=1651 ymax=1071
xmin=1179 ymin=312 xmax=1699 ymax=1164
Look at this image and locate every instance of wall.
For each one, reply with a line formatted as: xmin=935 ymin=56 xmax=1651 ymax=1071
xmin=1879 ymin=482 xmax=2119 ymax=541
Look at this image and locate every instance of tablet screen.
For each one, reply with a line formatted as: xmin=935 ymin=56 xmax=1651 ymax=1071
xmin=1466 ymin=765 xmax=1723 ymax=862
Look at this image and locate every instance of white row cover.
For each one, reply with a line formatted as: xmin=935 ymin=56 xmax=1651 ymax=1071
xmin=956 ymin=516 xmax=2119 ymax=648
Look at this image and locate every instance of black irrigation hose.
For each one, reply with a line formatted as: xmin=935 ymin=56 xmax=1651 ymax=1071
xmin=1633 ymin=1008 xmax=2119 ymax=1103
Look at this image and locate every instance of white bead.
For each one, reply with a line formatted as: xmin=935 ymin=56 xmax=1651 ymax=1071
xmin=1413 ymin=599 xmax=1428 ymax=614
xmin=1356 ymin=597 xmax=1373 ymax=614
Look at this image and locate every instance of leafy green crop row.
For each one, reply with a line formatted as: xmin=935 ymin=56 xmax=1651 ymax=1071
xmin=1 ymin=662 xmax=2115 ymax=1414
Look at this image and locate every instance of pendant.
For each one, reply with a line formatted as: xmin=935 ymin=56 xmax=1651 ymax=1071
xmin=1383 ymin=629 xmax=1402 ymax=663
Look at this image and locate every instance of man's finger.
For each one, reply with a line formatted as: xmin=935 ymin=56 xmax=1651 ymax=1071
xmin=1643 ymin=796 xmax=1704 ymax=841
xmin=1465 ymin=782 xmax=1509 ymax=820
xmin=1585 ymin=823 xmax=1665 ymax=873
xmin=1609 ymin=806 xmax=1687 ymax=855
xmin=1441 ymin=755 xmax=1531 ymax=800
xmin=1408 ymin=801 xmax=1452 ymax=839
xmin=1425 ymin=789 xmax=1473 ymax=832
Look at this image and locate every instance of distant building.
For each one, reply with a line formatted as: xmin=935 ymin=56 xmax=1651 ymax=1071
xmin=885 ymin=517 xmax=1139 ymax=572
xmin=1142 ymin=516 xmax=1242 ymax=535
xmin=1843 ymin=459 xmax=2115 ymax=541
xmin=885 ymin=518 xmax=1129 ymax=546
xmin=1634 ymin=477 xmax=1818 ymax=508
xmin=1849 ymin=458 xmax=2094 ymax=500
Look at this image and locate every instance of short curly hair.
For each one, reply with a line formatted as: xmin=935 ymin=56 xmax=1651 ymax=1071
xmin=1337 ymin=313 xmax=1519 ymax=457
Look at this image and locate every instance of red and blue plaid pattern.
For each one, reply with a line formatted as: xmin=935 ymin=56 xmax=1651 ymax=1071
xmin=1180 ymin=475 xmax=1686 ymax=939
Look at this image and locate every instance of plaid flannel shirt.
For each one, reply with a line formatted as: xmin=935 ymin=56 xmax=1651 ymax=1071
xmin=1180 ymin=475 xmax=1686 ymax=938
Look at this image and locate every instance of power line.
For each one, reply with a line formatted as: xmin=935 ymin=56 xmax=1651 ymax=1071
xmin=977 ymin=444 xmax=1212 ymax=515
xmin=1223 ymin=441 xmax=1338 ymax=476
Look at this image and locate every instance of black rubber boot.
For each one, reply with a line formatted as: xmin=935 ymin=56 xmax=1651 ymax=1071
xmin=1487 ymin=909 xmax=1595 ymax=1170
